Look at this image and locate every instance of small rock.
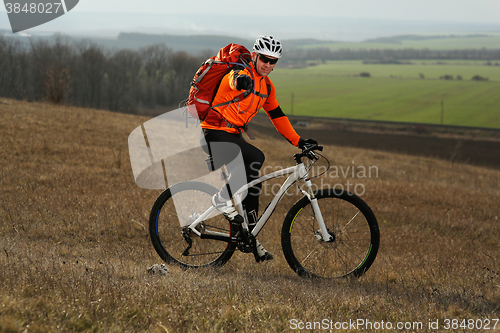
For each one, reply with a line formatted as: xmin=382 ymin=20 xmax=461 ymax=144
xmin=147 ymin=264 xmax=169 ymax=276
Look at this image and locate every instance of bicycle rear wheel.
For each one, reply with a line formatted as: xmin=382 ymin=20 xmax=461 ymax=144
xmin=281 ymin=189 xmax=379 ymax=278
xmin=149 ymin=181 xmax=236 ymax=268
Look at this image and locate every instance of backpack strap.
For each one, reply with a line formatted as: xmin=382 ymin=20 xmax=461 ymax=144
xmin=211 ymin=89 xmax=252 ymax=109
xmin=214 ymin=75 xmax=270 ymax=107
xmin=207 ymin=64 xmax=250 ymax=109
xmin=253 ymin=82 xmax=271 ymax=98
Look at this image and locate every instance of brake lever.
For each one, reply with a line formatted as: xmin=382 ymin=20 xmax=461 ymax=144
xmin=302 ymin=144 xmax=322 ymax=154
xmin=307 ymin=151 xmax=319 ymax=161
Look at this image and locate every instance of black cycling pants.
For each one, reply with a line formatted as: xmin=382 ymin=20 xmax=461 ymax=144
xmin=201 ymin=128 xmax=264 ymax=219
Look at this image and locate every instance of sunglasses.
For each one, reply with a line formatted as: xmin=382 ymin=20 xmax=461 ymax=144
xmin=258 ymin=54 xmax=278 ymax=65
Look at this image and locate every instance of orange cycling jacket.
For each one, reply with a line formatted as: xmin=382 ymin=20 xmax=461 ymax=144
xmin=201 ymin=62 xmax=301 ymax=147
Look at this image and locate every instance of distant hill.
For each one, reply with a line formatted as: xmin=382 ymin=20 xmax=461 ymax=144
xmin=298 ymin=34 xmax=500 ymax=51
xmin=112 ymin=33 xmax=500 ymax=52
xmin=0 ymin=27 xmax=341 ymax=54
xmin=115 ymin=33 xmax=341 ymax=54
xmin=282 ymin=38 xmax=341 ymax=48
xmin=117 ymin=33 xmax=253 ymax=54
xmin=363 ymin=34 xmax=493 ymax=44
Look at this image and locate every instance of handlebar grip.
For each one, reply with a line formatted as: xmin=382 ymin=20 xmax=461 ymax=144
xmin=302 ymin=144 xmax=322 ymax=152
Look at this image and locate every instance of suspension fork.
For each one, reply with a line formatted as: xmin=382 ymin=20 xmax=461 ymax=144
xmin=303 ymin=178 xmax=334 ymax=242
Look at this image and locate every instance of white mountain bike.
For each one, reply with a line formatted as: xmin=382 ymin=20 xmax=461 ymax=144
xmin=149 ymin=144 xmax=380 ymax=278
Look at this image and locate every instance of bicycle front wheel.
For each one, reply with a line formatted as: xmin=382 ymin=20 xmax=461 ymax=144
xmin=281 ymin=189 xmax=379 ymax=279
xmin=149 ymin=181 xmax=236 ymax=268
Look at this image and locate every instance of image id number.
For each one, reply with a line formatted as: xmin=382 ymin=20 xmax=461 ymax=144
xmin=5 ymin=2 xmax=63 ymax=14
xmin=443 ymin=319 xmax=499 ymax=330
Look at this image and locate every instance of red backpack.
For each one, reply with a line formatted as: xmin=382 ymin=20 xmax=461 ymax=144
xmin=186 ymin=44 xmax=252 ymax=121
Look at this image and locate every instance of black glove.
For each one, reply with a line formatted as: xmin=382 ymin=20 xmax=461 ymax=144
xmin=235 ymin=75 xmax=253 ymax=91
xmin=298 ymin=138 xmax=318 ymax=149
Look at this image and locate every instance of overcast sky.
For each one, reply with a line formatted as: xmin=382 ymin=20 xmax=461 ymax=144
xmin=72 ymin=0 xmax=500 ymax=24
xmin=1 ymin=0 xmax=500 ymax=39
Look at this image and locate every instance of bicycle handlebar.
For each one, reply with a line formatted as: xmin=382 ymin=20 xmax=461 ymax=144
xmin=294 ymin=144 xmax=323 ymax=163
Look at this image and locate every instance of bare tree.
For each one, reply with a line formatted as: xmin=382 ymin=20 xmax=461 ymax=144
xmin=164 ymin=51 xmax=202 ymax=107
xmin=140 ymin=44 xmax=172 ymax=107
xmin=30 ymin=36 xmax=73 ymax=104
xmin=105 ymin=49 xmax=141 ymax=113
xmin=0 ymin=37 xmax=32 ymax=100
xmin=76 ymin=41 xmax=107 ymax=108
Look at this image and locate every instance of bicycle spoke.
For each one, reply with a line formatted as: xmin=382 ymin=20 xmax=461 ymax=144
xmin=300 ymin=243 xmax=321 ymax=266
xmin=340 ymin=210 xmax=361 ymax=233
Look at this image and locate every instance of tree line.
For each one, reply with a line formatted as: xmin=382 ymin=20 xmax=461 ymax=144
xmin=282 ymin=47 xmax=500 ymax=65
xmin=0 ymin=35 xmax=206 ymax=114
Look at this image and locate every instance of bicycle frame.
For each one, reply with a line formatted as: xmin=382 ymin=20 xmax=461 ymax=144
xmin=186 ymin=158 xmax=334 ymax=243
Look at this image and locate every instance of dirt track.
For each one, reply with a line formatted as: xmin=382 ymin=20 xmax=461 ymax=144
xmin=251 ymin=114 xmax=500 ymax=169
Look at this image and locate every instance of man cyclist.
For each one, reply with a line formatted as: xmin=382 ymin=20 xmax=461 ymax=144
xmin=201 ymin=36 xmax=317 ymax=262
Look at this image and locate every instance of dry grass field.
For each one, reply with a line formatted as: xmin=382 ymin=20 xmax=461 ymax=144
xmin=1 ymin=98 xmax=499 ymax=332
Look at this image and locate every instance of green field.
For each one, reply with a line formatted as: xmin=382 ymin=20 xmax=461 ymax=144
xmin=300 ymin=34 xmax=500 ymax=50
xmin=271 ymin=61 xmax=500 ymax=128
xmin=293 ymin=60 xmax=500 ymax=80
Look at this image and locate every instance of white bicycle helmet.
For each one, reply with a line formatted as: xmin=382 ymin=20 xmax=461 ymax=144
xmin=253 ymin=36 xmax=283 ymax=58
